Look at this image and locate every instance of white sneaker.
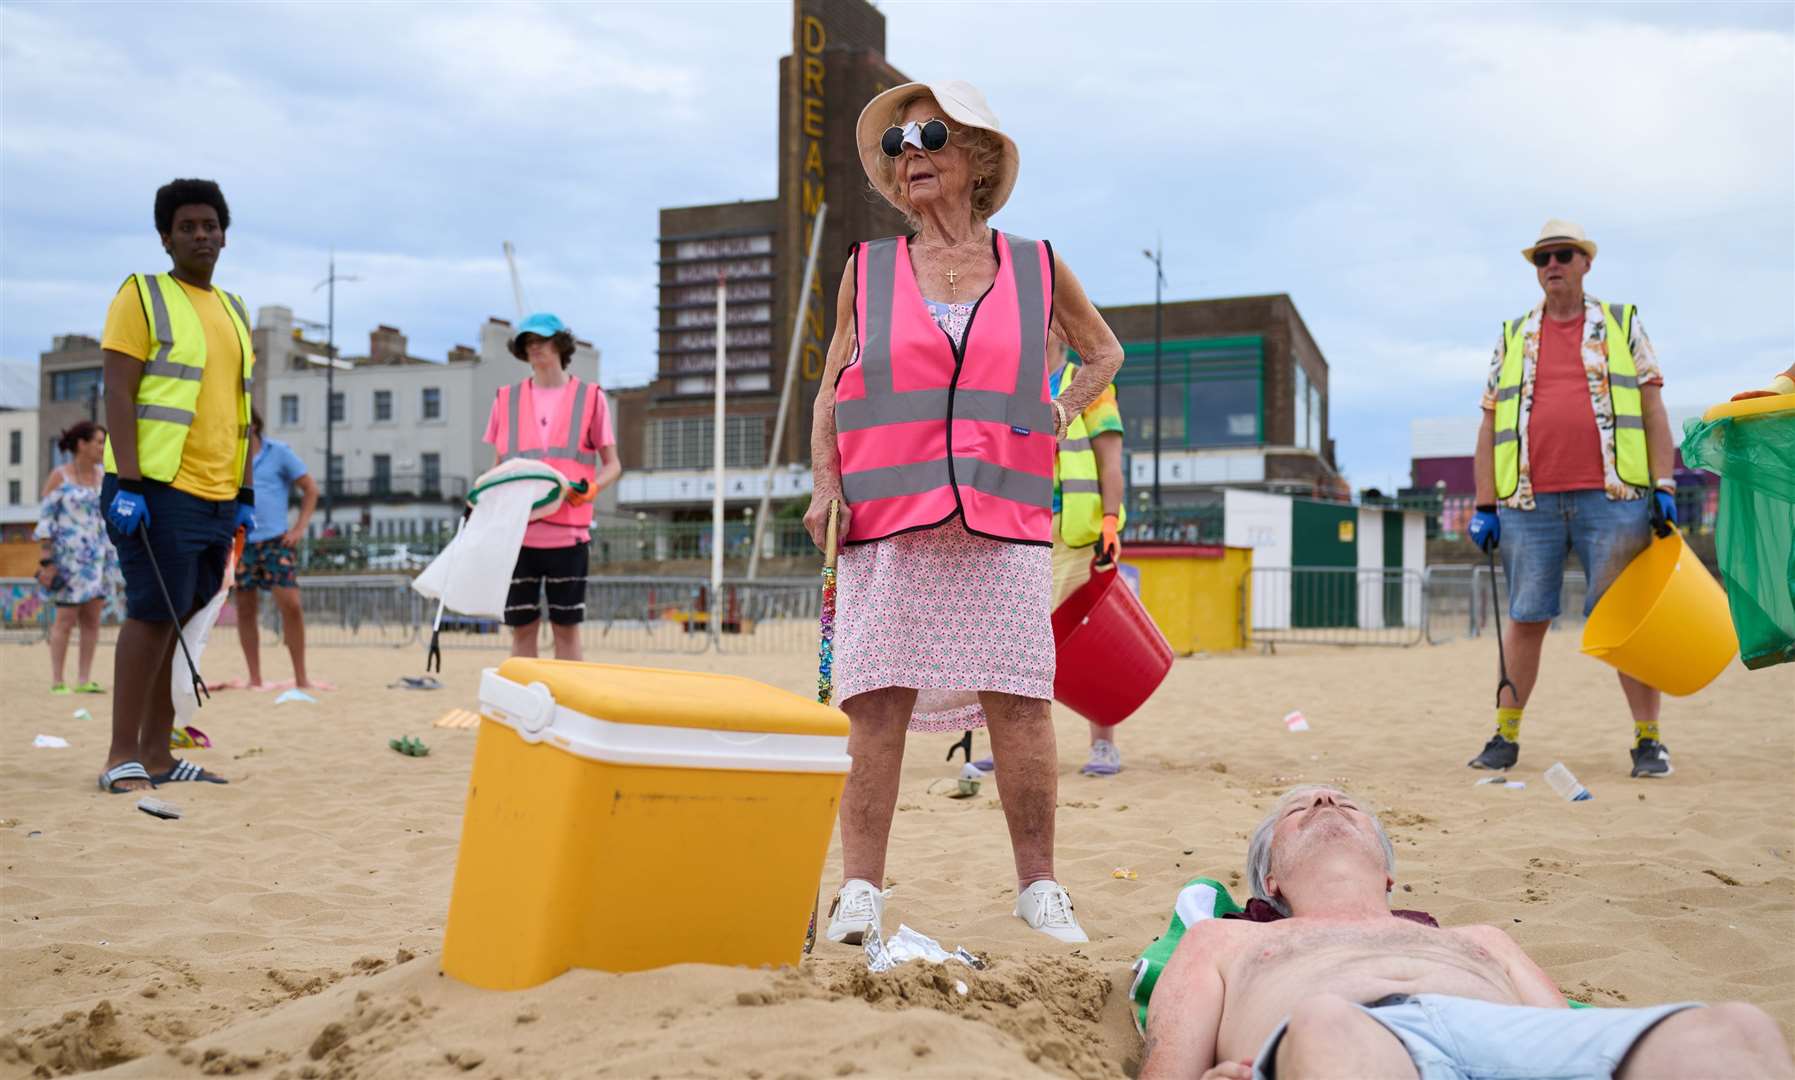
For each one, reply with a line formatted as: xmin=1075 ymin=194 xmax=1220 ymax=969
xmin=825 ymin=879 xmax=888 ymax=945
xmin=1081 ymin=739 xmax=1122 ymax=777
xmin=1014 ymin=880 xmax=1089 ymax=943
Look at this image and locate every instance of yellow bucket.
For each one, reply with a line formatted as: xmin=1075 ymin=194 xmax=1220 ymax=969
xmin=1581 ymin=530 xmax=1737 ymax=695
xmin=441 ymin=659 xmax=850 ymax=990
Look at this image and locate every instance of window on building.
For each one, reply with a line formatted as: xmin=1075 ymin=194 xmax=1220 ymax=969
xmin=7 ymin=480 xmax=18 ymax=505
xmin=372 ymin=454 xmax=391 ymax=495
xmin=648 ymin=415 xmax=766 ymax=469
xmin=1294 ymin=365 xmax=1311 ymax=450
xmin=373 ymin=389 xmax=393 ymax=422
xmin=421 ymin=453 xmax=441 ymax=496
xmin=329 ymin=391 xmax=346 ymax=423
xmin=8 ymin=430 xmax=19 ymax=466
xmin=279 ymin=394 xmax=300 ymax=427
xmin=1106 ymin=337 xmax=1264 ymax=452
xmin=421 ymin=387 xmax=442 ymax=421
xmin=326 ymin=454 xmax=344 ymax=496
xmin=50 ymin=368 xmax=103 ymax=402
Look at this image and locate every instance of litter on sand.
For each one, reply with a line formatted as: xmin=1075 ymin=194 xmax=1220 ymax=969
xmin=1112 ymin=867 xmax=1139 ymax=880
xmin=170 ymin=725 xmax=210 ymax=749
xmin=72 ymin=708 xmax=92 ymax=721
xmin=33 ymin=734 xmax=70 ymax=749
xmin=136 ymin=798 xmax=182 ymax=820
xmin=864 ymin=924 xmax=985 ymax=974
xmin=1476 ymin=777 xmax=1527 ymax=790
xmin=390 ymin=676 xmax=443 ymax=691
xmin=1283 ymin=711 xmax=1310 ymax=732
xmin=390 ymin=736 xmax=430 ymax=757
xmin=433 ymin=709 xmax=482 ymax=730
xmin=275 ymin=689 xmax=317 ymax=705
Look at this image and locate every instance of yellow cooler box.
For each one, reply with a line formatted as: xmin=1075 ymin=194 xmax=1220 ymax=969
xmin=442 ymin=658 xmax=851 ymax=990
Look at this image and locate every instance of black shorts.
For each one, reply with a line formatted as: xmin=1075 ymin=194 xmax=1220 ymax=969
xmin=504 ymin=542 xmax=588 ymax=627
xmin=102 ymin=475 xmax=236 ymax=624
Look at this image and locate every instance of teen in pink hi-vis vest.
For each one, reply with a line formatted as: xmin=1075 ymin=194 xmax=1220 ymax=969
xmin=481 ymin=313 xmax=620 ymax=661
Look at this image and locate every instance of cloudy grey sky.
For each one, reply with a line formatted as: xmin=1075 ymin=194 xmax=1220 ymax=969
xmin=3 ymin=1 xmax=1790 ymax=489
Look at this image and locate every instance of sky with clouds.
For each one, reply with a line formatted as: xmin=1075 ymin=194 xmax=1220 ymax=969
xmin=2 ymin=1 xmax=1790 ymax=490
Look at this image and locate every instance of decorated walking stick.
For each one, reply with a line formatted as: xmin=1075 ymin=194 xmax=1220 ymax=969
xmin=805 ymin=498 xmax=842 ymax=957
xmin=817 ymin=498 xmax=841 ymax=705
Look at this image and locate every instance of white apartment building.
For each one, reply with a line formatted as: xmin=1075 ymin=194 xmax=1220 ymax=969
xmin=0 ymin=407 xmax=40 ymax=539
xmin=255 ymin=307 xmax=603 ymax=538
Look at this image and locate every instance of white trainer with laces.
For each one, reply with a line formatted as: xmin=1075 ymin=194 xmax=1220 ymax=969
xmin=1014 ymin=880 xmax=1089 ymax=943
xmin=825 ymin=878 xmax=889 ymax=945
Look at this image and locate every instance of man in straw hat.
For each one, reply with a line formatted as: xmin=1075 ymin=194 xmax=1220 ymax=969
xmin=804 ymin=79 xmax=1125 ymax=945
xmin=1465 ymin=220 xmax=1679 ymax=778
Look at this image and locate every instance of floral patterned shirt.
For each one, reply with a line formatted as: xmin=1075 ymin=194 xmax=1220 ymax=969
xmin=1480 ymin=294 xmax=1663 ymax=511
xmin=34 ymin=479 xmax=123 ymax=605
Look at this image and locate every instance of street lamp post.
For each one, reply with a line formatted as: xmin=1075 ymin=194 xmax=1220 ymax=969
xmin=1142 ymin=241 xmax=1166 ymax=523
xmin=313 ymin=252 xmax=359 ymax=527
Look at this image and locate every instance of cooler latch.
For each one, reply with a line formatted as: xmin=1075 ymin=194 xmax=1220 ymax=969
xmin=478 ymin=670 xmax=558 ymax=740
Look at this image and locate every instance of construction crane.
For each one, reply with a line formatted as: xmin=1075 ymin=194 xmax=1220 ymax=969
xmin=502 ymin=241 xmax=528 ymax=321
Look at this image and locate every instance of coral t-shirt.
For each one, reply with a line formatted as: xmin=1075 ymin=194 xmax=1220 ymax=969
xmin=1526 ymin=314 xmax=1606 ymax=494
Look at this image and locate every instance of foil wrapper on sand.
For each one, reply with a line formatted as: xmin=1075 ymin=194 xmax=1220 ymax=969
xmin=863 ymin=923 xmax=985 ymax=974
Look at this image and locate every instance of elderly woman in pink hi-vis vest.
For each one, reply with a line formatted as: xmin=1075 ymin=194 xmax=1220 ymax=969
xmin=483 ymin=313 xmax=622 ymax=661
xmin=804 ymin=81 xmax=1125 ymax=946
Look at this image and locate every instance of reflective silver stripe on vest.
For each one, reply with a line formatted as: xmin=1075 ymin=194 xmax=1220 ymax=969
xmin=1059 ymin=437 xmax=1091 ymax=452
xmin=143 ymin=359 xmax=203 ymax=381
xmin=1609 ymin=373 xmax=1638 ymax=389
xmin=1493 ymin=430 xmax=1518 ymax=445
xmin=563 ymin=382 xmax=589 ymax=454
xmin=1005 ymin=235 xmax=1052 ymax=433
xmin=837 ymin=387 xmax=1023 ymax=431
xmin=137 ymin=403 xmax=194 ymax=425
xmin=857 ymin=237 xmax=900 ymax=397
xmin=1059 ymin=479 xmax=1100 ymax=494
xmin=144 ymin=275 xmax=175 ymax=366
xmin=1493 ymin=386 xmax=1520 ymax=402
xmin=1614 ymin=415 xmax=1644 ymax=430
xmin=841 ymin=458 xmax=952 ymax=503
xmin=955 ymin=455 xmax=1052 ymax=508
xmin=224 ymin=292 xmax=251 ymax=333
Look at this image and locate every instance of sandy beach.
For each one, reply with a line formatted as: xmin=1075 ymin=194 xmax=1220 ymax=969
xmin=1 ymin=628 xmax=1790 ymax=1079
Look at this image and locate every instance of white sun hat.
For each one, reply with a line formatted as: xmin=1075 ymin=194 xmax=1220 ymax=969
xmin=855 ymin=79 xmax=1019 ymax=218
xmin=1522 ymin=218 xmax=1597 ymax=263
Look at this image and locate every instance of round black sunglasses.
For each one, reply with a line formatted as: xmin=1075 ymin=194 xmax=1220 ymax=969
xmin=880 ymin=118 xmax=951 ymax=158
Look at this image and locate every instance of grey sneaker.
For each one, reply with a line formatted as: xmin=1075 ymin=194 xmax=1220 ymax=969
xmin=1468 ymin=733 xmax=1519 ymax=770
xmin=1630 ymin=739 xmax=1673 ymax=778
xmin=1081 ymin=739 xmax=1122 ymax=777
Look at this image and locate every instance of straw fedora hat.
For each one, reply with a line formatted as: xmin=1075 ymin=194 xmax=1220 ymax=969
xmin=1521 ymin=218 xmax=1597 ymax=263
xmin=855 ymin=80 xmax=1019 ymax=218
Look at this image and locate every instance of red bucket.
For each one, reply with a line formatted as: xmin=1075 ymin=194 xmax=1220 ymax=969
xmin=1052 ymin=564 xmax=1174 ymax=726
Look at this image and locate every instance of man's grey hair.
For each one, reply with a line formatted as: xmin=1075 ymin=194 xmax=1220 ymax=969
xmin=1247 ymin=785 xmax=1396 ymax=916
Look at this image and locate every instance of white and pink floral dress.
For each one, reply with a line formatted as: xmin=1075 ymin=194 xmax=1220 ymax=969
xmin=832 ymin=300 xmax=1056 ymax=732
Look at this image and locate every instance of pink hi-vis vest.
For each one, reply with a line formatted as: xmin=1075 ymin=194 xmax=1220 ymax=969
xmin=495 ymin=377 xmax=598 ymax=529
xmin=835 ymin=232 xmax=1056 ymax=546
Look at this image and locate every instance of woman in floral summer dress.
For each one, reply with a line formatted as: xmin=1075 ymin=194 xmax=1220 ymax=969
xmin=35 ymin=421 xmax=122 ymax=693
xmin=806 ymin=80 xmax=1124 ymax=946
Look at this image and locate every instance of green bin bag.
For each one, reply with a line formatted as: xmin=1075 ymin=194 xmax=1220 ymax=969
xmin=1681 ymin=403 xmax=1795 ymax=669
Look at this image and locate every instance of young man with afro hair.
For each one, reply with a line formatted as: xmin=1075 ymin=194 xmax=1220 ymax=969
xmin=96 ymin=178 xmax=258 ymax=793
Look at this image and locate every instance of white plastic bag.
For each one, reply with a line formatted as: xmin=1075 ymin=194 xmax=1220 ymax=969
xmin=412 ymin=460 xmax=564 ymax=619
xmin=172 ymin=539 xmax=241 ymax=727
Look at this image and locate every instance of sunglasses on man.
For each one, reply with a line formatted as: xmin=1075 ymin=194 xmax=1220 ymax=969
xmin=880 ymin=118 xmax=953 ymax=158
xmin=1531 ymin=248 xmax=1580 ymax=268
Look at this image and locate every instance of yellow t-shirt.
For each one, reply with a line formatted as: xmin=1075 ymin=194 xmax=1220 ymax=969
xmin=101 ymin=278 xmax=248 ymax=500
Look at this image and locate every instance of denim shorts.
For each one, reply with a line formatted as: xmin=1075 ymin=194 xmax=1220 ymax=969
xmin=102 ymin=475 xmax=238 ymax=623
xmin=1499 ymin=491 xmax=1651 ymax=623
xmin=1253 ymin=993 xmax=1701 ymax=1080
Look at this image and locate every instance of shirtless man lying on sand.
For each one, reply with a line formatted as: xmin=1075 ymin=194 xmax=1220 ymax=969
xmin=1141 ymin=786 xmax=1791 ymax=1079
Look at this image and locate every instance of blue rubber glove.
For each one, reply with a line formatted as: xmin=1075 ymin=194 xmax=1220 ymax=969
xmin=234 ymin=487 xmax=258 ymax=534
xmin=106 ymin=479 xmax=150 ymax=537
xmin=1467 ymin=505 xmax=1500 ymax=553
xmin=1650 ymin=488 xmax=1677 ymax=538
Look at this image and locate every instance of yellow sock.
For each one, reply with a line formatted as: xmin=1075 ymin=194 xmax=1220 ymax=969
xmin=1496 ymin=707 xmax=1523 ymax=742
xmin=1634 ymin=720 xmax=1660 ymax=746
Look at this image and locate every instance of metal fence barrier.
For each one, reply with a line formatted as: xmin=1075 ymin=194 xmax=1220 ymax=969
xmin=1242 ymin=567 xmax=1427 ymax=648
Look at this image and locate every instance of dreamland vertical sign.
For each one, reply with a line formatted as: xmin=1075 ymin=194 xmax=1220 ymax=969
xmin=778 ymin=0 xmax=909 ymax=466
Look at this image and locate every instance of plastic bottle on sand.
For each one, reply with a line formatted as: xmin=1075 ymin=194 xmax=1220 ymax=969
xmin=1544 ymin=762 xmax=1593 ymax=802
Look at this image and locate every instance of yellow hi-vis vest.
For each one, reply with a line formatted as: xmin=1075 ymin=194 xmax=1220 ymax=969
xmin=102 ymin=273 xmax=255 ymax=486
xmin=1493 ymin=301 xmax=1648 ymax=500
xmin=1054 ymin=362 xmax=1125 ymax=547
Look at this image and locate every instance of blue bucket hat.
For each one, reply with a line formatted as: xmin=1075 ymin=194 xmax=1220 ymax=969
xmin=509 ymin=312 xmax=569 ymax=358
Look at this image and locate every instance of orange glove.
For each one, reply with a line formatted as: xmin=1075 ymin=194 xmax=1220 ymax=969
xmin=1097 ymin=514 xmax=1121 ymax=566
xmin=564 ymin=480 xmax=594 ymax=506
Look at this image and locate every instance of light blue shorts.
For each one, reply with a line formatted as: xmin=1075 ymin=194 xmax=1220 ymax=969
xmin=1253 ymin=993 xmax=1700 ymax=1080
xmin=1499 ymin=491 xmax=1652 ymax=623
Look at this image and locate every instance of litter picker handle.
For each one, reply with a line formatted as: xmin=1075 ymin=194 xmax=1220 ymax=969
xmin=823 ymin=499 xmax=841 ymax=570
